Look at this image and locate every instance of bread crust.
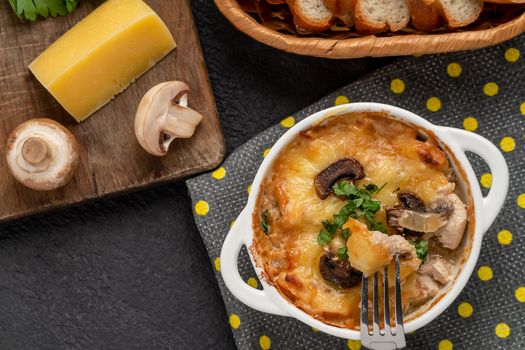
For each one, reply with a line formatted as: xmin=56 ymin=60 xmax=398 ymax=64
xmin=409 ymin=0 xmax=442 ymax=32
xmin=323 ymin=0 xmax=354 ymax=25
xmin=484 ymin=0 xmax=525 ymax=3
xmin=287 ymin=0 xmax=335 ymax=34
xmin=353 ymin=0 xmax=410 ymax=35
xmin=436 ymin=0 xmax=483 ymax=28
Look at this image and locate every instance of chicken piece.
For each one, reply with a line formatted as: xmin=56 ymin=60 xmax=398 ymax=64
xmin=383 ymin=235 xmax=421 ymax=284
xmin=405 ymin=273 xmax=440 ymax=306
xmin=386 ymin=234 xmax=416 ymax=258
xmin=419 ymin=254 xmax=453 ymax=284
xmin=433 ymin=193 xmax=467 ymax=249
xmin=346 ymin=219 xmax=390 ymax=277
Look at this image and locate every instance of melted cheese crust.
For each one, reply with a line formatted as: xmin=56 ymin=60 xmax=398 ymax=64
xmin=253 ymin=112 xmax=462 ymax=329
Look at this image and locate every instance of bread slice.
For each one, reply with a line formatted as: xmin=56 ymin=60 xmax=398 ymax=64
xmin=353 ymin=0 xmax=411 ymax=34
xmin=287 ymin=0 xmax=335 ymax=34
xmin=323 ymin=0 xmax=354 ymax=25
xmin=409 ymin=0 xmax=442 ymax=31
xmin=436 ymin=0 xmax=483 ymax=28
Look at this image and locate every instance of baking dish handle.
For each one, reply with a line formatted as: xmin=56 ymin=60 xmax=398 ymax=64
xmin=442 ymin=127 xmax=509 ymax=233
xmin=220 ymin=209 xmax=288 ymax=316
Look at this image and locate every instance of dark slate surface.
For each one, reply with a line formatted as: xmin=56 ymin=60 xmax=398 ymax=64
xmin=0 ymin=1 xmax=391 ymax=348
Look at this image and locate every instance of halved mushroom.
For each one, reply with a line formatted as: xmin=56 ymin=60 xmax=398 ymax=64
xmin=6 ymin=118 xmax=79 ymax=191
xmin=134 ymin=81 xmax=203 ymax=156
xmin=314 ymin=158 xmax=365 ymax=199
xmin=319 ymin=253 xmax=362 ymax=288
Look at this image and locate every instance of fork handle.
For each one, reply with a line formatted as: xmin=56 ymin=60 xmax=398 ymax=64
xmin=365 ymin=343 xmax=403 ymax=350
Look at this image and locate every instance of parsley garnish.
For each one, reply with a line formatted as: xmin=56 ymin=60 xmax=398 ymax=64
xmin=338 ymin=246 xmax=349 ymax=261
xmin=260 ymin=210 xmax=270 ymax=235
xmin=412 ymin=240 xmax=429 ymax=261
xmin=317 ymin=181 xmax=386 ymax=246
xmin=9 ymin=0 xmax=80 ymax=21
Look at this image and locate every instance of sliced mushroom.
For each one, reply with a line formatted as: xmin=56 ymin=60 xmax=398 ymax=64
xmin=433 ymin=193 xmax=468 ymax=249
xmin=388 ymin=210 xmax=450 ymax=233
xmin=314 ymin=158 xmax=365 ymax=199
xmin=319 ymin=253 xmax=362 ymax=288
xmin=134 ymin=81 xmax=203 ymax=156
xmin=6 ymin=118 xmax=79 ymax=191
xmin=387 ymin=191 xmax=452 ymax=234
xmin=398 ymin=191 xmax=426 ymax=212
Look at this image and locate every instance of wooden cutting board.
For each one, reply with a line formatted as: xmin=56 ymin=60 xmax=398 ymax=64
xmin=0 ymin=0 xmax=225 ymax=222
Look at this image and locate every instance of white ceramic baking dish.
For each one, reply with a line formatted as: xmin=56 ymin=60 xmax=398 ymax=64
xmin=220 ymin=102 xmax=509 ymax=339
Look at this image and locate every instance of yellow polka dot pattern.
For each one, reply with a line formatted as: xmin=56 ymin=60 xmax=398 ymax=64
xmin=247 ymin=277 xmax=258 ymax=288
xmin=518 ymin=194 xmax=525 ymax=208
xmin=259 ymin=335 xmax=271 ymax=349
xmin=438 ymin=339 xmax=453 ymax=350
xmin=229 ymin=314 xmax=240 ymax=329
xmin=214 ymin=257 xmax=220 ymax=272
xmin=458 ymin=302 xmax=473 ymax=318
xmin=447 ymin=63 xmax=462 ymax=77
xmin=480 ymin=173 xmax=492 ymax=188
xmin=390 ymin=79 xmax=405 ymax=94
xmin=280 ymin=116 xmax=295 ymax=128
xmin=335 ymin=95 xmax=350 ymax=105
xmin=516 ymin=287 xmax=525 ymax=302
xmin=195 ymin=200 xmax=209 ymax=216
xmin=521 ymin=102 xmax=525 ymax=115
xmin=211 ymin=167 xmax=226 ymax=180
xmin=478 ymin=266 xmax=493 ymax=281
xmin=427 ymin=97 xmax=442 ymax=112
xmin=505 ymin=48 xmax=520 ymax=62
xmin=463 ymin=116 xmax=478 ymax=131
xmin=347 ymin=339 xmax=361 ymax=350
xmin=483 ymin=82 xmax=499 ymax=96
xmin=495 ymin=323 xmax=510 ymax=338
xmin=497 ymin=230 xmax=513 ymax=246
xmin=500 ymin=136 xmax=515 ymax=152
xmin=263 ymin=148 xmax=271 ymax=158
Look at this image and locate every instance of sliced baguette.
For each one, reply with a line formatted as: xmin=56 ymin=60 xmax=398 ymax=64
xmin=287 ymin=0 xmax=335 ymax=34
xmin=323 ymin=0 xmax=354 ymax=25
xmin=436 ymin=0 xmax=483 ymax=28
xmin=409 ymin=0 xmax=442 ymax=31
xmin=353 ymin=0 xmax=411 ymax=35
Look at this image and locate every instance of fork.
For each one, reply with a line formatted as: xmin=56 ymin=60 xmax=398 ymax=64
xmin=360 ymin=254 xmax=406 ymax=350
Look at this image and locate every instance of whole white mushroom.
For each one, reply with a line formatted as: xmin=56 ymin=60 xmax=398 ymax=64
xmin=6 ymin=118 xmax=79 ymax=191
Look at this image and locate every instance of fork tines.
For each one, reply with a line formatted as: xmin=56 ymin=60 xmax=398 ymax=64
xmin=360 ymin=253 xmax=406 ymax=350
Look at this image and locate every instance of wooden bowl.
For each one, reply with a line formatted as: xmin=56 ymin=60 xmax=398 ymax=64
xmin=215 ymin=0 xmax=525 ymax=59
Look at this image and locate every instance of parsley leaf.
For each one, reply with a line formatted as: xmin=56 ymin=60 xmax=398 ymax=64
xmin=316 ymin=181 xmax=387 ymax=246
xmin=412 ymin=240 xmax=429 ymax=261
xmin=338 ymin=246 xmax=348 ymax=260
xmin=260 ymin=210 xmax=270 ymax=235
xmin=8 ymin=0 xmax=80 ymax=21
xmin=317 ymin=229 xmax=333 ymax=246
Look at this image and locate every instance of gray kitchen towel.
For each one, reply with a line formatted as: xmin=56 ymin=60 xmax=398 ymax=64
xmin=187 ymin=35 xmax=524 ymax=350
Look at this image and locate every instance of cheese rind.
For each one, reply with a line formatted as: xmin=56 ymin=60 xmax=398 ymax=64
xmin=29 ymin=0 xmax=176 ymax=122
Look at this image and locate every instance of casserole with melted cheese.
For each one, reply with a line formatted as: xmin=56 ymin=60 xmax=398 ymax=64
xmin=252 ymin=111 xmax=471 ymax=329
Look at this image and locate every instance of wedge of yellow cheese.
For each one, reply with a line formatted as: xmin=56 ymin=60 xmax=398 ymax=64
xmin=29 ymin=0 xmax=176 ymax=122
